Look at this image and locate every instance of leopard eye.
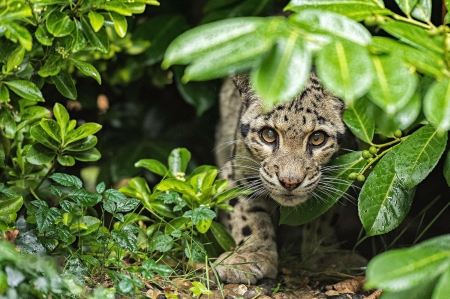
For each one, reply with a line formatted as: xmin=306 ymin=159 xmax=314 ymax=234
xmin=261 ymin=128 xmax=277 ymax=143
xmin=309 ymin=131 xmax=327 ymax=146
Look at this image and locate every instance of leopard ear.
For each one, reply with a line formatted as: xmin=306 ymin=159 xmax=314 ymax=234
xmin=232 ymin=75 xmax=250 ymax=94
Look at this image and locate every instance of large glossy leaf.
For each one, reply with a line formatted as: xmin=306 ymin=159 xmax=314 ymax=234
xmin=70 ymin=58 xmax=101 ymax=84
xmin=168 ymin=148 xmax=191 ymax=176
xmin=0 ymin=185 xmax=23 ymax=216
xmin=251 ymin=33 xmax=311 ymax=108
xmin=411 ymin=0 xmax=432 ymax=22
xmin=35 ymin=25 xmax=53 ymax=46
xmin=66 ymin=123 xmax=102 ymax=144
xmin=52 ymin=70 xmax=77 ymax=100
xmin=280 ymin=151 xmax=366 ymax=225
xmin=366 ymin=247 xmax=450 ymax=291
xmin=65 ymin=136 xmax=97 ymax=152
xmin=343 ymin=97 xmax=374 ymax=143
xmin=289 ymin=9 xmax=372 ymax=46
xmin=135 ymin=159 xmax=168 ymax=176
xmin=3 ymin=23 xmax=32 ymax=51
xmin=423 ymin=78 xmax=450 ymax=134
xmin=68 ymin=148 xmax=101 ymax=162
xmin=3 ymin=80 xmax=44 ymax=101
xmin=162 ymin=17 xmax=278 ymax=68
xmin=26 ymin=144 xmax=56 ymax=165
xmin=395 ymin=0 xmax=419 ymax=15
xmin=285 ymin=0 xmax=391 ymax=21
xmin=80 ymin=16 xmax=109 ymax=53
xmin=359 ymin=148 xmax=416 ymax=236
xmin=88 ymin=11 xmax=104 ymax=32
xmin=380 ymin=21 xmax=444 ymax=55
xmin=368 ymin=54 xmax=418 ymax=116
xmin=316 ymin=39 xmax=373 ymax=104
xmin=30 ymin=125 xmax=59 ymax=150
xmin=395 ymin=125 xmax=447 ymax=189
xmin=210 ymin=221 xmax=235 ymax=251
xmin=109 ymin=11 xmax=128 ymax=38
xmin=46 ymin=11 xmax=74 ymax=37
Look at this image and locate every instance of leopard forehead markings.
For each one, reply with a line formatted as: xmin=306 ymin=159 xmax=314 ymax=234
xmin=235 ymin=80 xmax=345 ymax=207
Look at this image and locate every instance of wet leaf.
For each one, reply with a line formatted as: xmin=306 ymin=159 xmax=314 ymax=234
xmin=3 ymin=80 xmax=44 ymax=101
xmin=111 ymin=225 xmax=138 ymax=253
xmin=70 ymin=59 xmax=101 ymax=84
xmin=50 ymin=173 xmax=83 ymax=189
xmin=343 ymin=97 xmax=374 ymax=143
xmin=395 ymin=125 xmax=447 ymax=189
xmin=46 ymin=10 xmax=74 ymax=37
xmin=110 ymin=11 xmax=128 ymax=38
xmin=316 ymin=39 xmax=373 ymax=104
xmin=52 ymin=70 xmax=77 ymax=100
xmin=359 ymin=148 xmax=416 ymax=236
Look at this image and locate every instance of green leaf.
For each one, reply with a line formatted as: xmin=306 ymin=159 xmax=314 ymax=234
xmin=35 ymin=25 xmax=53 ymax=46
xmin=289 ymin=9 xmax=372 ymax=46
xmin=57 ymin=155 xmax=75 ymax=166
xmin=80 ymin=255 xmax=101 ymax=269
xmin=38 ymin=54 xmax=61 ymax=77
xmin=4 ymin=80 xmax=44 ymax=101
xmin=135 ymin=159 xmax=168 ymax=176
xmin=368 ymin=54 xmax=418 ymax=116
xmin=3 ymin=22 xmax=32 ymax=51
xmin=157 ymin=179 xmax=197 ymax=198
xmin=73 ymin=20 xmax=87 ymax=52
xmin=395 ymin=125 xmax=447 ymax=189
xmin=395 ymin=0 xmax=419 ymax=15
xmin=100 ymin=0 xmax=132 ymax=16
xmin=26 ymin=143 xmax=56 ymax=165
xmin=358 ymin=148 xmax=416 ymax=236
xmin=285 ymin=0 xmax=390 ymax=21
xmin=126 ymin=2 xmax=146 ymax=14
xmin=433 ymin=266 xmax=450 ymax=299
xmin=88 ymin=11 xmax=104 ymax=32
xmin=366 ymin=247 xmax=450 ymax=291
xmin=70 ymin=216 xmax=101 ymax=236
xmin=141 ymin=260 xmax=172 ymax=276
xmin=148 ymin=233 xmax=174 ymax=253
xmin=65 ymin=136 xmax=97 ymax=152
xmin=210 ymin=221 xmax=235 ymax=251
xmin=52 ymin=70 xmax=77 ymax=100
xmin=168 ymin=148 xmax=191 ymax=176
xmin=1 ymin=1 xmax=32 ymax=22
xmin=444 ymin=151 xmax=450 ymax=187
xmin=66 ymin=122 xmax=102 ymax=144
xmin=53 ymin=102 xmax=70 ymax=138
xmin=111 ymin=225 xmax=138 ymax=253
xmin=183 ymin=206 xmax=216 ymax=225
xmin=69 ymin=189 xmax=102 ymax=206
xmin=30 ymin=125 xmax=59 ymax=150
xmin=423 ymin=78 xmax=450 ymax=134
xmin=165 ymin=217 xmax=190 ymax=236
xmin=162 ymin=17 xmax=277 ymax=68
xmin=46 ymin=10 xmax=74 ymax=37
xmin=6 ymin=45 xmax=25 ymax=73
xmin=0 ymin=84 xmax=9 ymax=102
xmin=80 ymin=16 xmax=109 ymax=53
xmin=371 ymin=36 xmax=445 ymax=78
xmin=280 ymin=151 xmax=366 ymax=225
xmin=190 ymin=281 xmax=213 ymax=296
xmin=110 ymin=11 xmax=128 ymax=38
xmin=411 ymin=0 xmax=432 ymax=22
xmin=0 ymin=107 xmax=16 ymax=138
xmin=69 ymin=59 xmax=101 ymax=84
xmin=316 ymin=39 xmax=373 ymax=104
xmin=0 ymin=184 xmax=23 ymax=216
xmin=32 ymin=202 xmax=62 ymax=232
xmin=251 ymin=33 xmax=311 ymax=108
xmin=343 ymin=97 xmax=374 ymax=143
xmin=50 ymin=173 xmax=83 ymax=188
xmin=380 ymin=21 xmax=444 ymax=55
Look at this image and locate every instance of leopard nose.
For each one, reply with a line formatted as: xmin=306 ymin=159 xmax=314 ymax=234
xmin=278 ymin=177 xmax=302 ymax=191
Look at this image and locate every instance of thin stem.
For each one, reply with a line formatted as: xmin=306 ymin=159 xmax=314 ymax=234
xmin=392 ymin=14 xmax=432 ymax=29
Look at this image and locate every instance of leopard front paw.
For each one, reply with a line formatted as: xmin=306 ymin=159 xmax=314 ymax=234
xmin=214 ymin=250 xmax=278 ymax=284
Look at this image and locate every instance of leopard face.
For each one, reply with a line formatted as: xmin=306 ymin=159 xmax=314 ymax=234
xmin=235 ymin=75 xmax=346 ymax=206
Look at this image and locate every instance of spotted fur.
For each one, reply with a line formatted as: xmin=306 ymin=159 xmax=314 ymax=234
xmin=214 ymin=73 xmax=346 ymax=284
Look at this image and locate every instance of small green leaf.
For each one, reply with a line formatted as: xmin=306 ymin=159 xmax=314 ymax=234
xmin=359 ymin=148 xmax=416 ymax=236
xmin=148 ymin=233 xmax=173 ymax=253
xmin=46 ymin=10 xmax=75 ymax=37
xmin=3 ymin=80 xmax=44 ymax=101
xmin=368 ymin=54 xmax=418 ymax=116
xmin=157 ymin=179 xmax=196 ymax=198
xmin=50 ymin=173 xmax=83 ymax=189
xmin=38 ymin=54 xmax=61 ymax=77
xmin=135 ymin=159 xmax=168 ymax=176
xmin=80 ymin=255 xmax=101 ymax=269
xmin=0 ymin=184 xmax=23 ymax=216
xmin=3 ymin=23 xmax=32 ymax=51
xmin=395 ymin=125 xmax=447 ymax=189
xmin=316 ymin=39 xmax=373 ymax=104
xmin=52 ymin=70 xmax=77 ymax=100
xmin=88 ymin=11 xmax=104 ymax=32
xmin=423 ymin=78 xmax=450 ymax=134
xmin=65 ymin=136 xmax=98 ymax=152
xmin=69 ymin=59 xmax=101 ymax=84
xmin=110 ymin=11 xmax=128 ymax=38
xmin=100 ymin=0 xmax=132 ymax=16
xmin=111 ymin=225 xmax=138 ymax=253
xmin=183 ymin=206 xmax=216 ymax=225
xmin=66 ymin=123 xmax=102 ymax=144
xmin=40 ymin=119 xmax=61 ymax=142
xmin=168 ymin=148 xmax=191 ymax=176
xmin=210 ymin=221 xmax=235 ymax=251
xmin=289 ymin=9 xmax=372 ymax=46
xmin=366 ymin=247 xmax=450 ymax=291
xmin=57 ymin=155 xmax=75 ymax=166
xmin=53 ymin=102 xmax=70 ymax=138
xmin=35 ymin=25 xmax=53 ymax=46
xmin=69 ymin=189 xmax=102 ymax=206
xmin=0 ymin=84 xmax=9 ymax=102
xmin=165 ymin=217 xmax=190 ymax=236
xmin=30 ymin=125 xmax=59 ymax=150
xmin=190 ymin=281 xmax=213 ymax=296
xmin=6 ymin=45 xmax=25 ymax=73
xmin=73 ymin=20 xmax=87 ymax=52
xmin=80 ymin=16 xmax=109 ymax=53
xmin=343 ymin=97 xmax=374 ymax=143
xmin=251 ymin=33 xmax=311 ymax=108
xmin=26 ymin=144 xmax=56 ymax=165
xmin=395 ymin=0 xmax=419 ymax=15
xmin=70 ymin=216 xmax=100 ymax=236
xmin=141 ymin=260 xmax=172 ymax=276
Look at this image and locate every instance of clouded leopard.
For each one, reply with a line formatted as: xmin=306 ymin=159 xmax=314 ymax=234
xmin=214 ymin=73 xmax=346 ymax=284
